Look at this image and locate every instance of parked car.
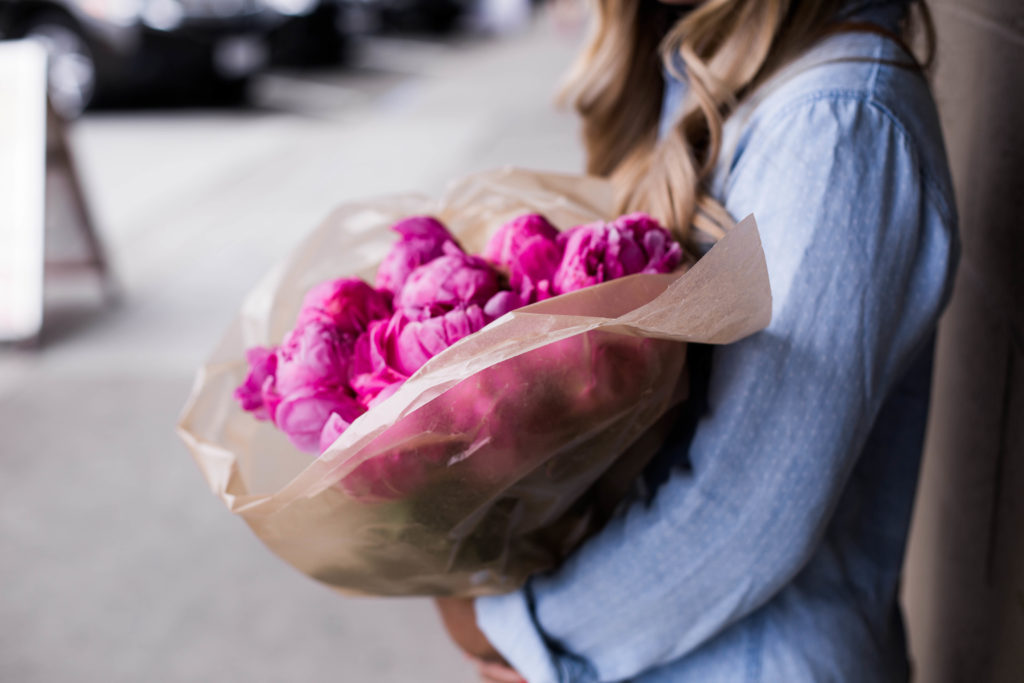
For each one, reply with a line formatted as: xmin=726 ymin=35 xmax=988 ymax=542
xmin=344 ymin=0 xmax=473 ymax=34
xmin=269 ymin=0 xmax=349 ymax=67
xmin=0 ymin=0 xmax=310 ymax=116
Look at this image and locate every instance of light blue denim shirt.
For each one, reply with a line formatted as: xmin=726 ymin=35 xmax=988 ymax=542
xmin=475 ymin=4 xmax=959 ymax=682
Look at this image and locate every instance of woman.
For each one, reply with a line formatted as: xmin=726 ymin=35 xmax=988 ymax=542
xmin=439 ymin=0 xmax=959 ymax=680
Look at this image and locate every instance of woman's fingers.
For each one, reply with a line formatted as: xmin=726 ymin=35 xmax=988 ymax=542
xmin=475 ymin=658 xmax=527 ymax=683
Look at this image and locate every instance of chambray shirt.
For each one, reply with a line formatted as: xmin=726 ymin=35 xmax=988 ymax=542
xmin=475 ymin=4 xmax=959 ymax=682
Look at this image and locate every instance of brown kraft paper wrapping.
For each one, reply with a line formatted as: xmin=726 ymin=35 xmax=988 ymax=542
xmin=177 ymin=167 xmax=772 ymax=597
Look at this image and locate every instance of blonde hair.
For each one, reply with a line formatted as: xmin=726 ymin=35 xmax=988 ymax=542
xmin=561 ymin=0 xmax=933 ymax=247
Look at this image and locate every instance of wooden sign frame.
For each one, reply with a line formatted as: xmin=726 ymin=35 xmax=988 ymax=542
xmin=0 ymin=39 xmax=114 ymax=346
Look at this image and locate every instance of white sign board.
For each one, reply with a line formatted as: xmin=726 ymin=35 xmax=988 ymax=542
xmin=0 ymin=40 xmax=47 ymax=341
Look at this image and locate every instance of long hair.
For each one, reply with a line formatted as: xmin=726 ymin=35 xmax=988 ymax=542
xmin=561 ymin=0 xmax=934 ymax=246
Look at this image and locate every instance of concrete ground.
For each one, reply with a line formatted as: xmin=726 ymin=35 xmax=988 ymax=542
xmin=0 ymin=18 xmax=583 ymax=682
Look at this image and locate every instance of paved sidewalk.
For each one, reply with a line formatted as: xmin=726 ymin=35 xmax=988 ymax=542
xmin=0 ymin=17 xmax=583 ymax=683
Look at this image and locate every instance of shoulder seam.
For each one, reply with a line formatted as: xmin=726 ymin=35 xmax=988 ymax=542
xmin=725 ymin=91 xmax=956 ymax=224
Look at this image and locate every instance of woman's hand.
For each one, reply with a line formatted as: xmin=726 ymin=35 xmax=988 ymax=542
xmin=434 ymin=597 xmax=526 ymax=683
xmin=472 ymin=657 xmax=528 ymax=683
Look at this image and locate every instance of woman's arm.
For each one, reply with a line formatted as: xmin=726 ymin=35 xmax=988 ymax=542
xmin=473 ymin=94 xmax=957 ymax=683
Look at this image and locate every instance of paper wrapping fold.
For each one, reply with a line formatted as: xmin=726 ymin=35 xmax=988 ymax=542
xmin=177 ymin=168 xmax=772 ymax=597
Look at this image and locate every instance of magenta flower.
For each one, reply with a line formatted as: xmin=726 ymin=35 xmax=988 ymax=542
xmin=483 ymin=213 xmax=559 ymax=264
xmin=275 ymin=321 xmax=354 ymax=396
xmin=296 ymin=278 xmax=392 ymax=335
xmin=234 ymin=347 xmax=280 ymax=422
xmin=336 ymin=401 xmax=463 ymax=500
xmin=613 ymin=213 xmax=684 ymax=275
xmin=276 ymin=384 xmax=365 ymax=453
xmin=319 ymin=408 xmax=370 ymax=452
xmin=484 ymin=214 xmax=563 ymax=304
xmin=483 ymin=290 xmax=524 ymax=319
xmin=244 ymin=321 xmax=359 ymax=452
xmin=395 ymin=243 xmax=501 ymax=319
xmin=513 ymin=238 xmax=562 ymax=302
xmin=392 ymin=305 xmax=490 ymax=373
xmin=348 ymin=318 xmax=410 ymax=408
xmin=348 ymin=306 xmax=490 ymax=407
xmin=339 ymin=308 xmax=502 ymax=499
xmin=375 ymin=216 xmax=458 ymax=295
xmin=553 ymin=223 xmax=643 ymax=292
xmin=338 ymin=444 xmax=449 ymax=501
xmin=553 ymin=213 xmax=682 ymax=294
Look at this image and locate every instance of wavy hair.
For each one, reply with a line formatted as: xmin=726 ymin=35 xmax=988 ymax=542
xmin=560 ymin=0 xmax=934 ymax=246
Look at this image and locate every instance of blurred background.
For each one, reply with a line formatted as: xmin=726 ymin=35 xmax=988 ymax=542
xmin=0 ymin=2 xmax=585 ymax=681
xmin=2 ymin=0 xmax=1022 ymax=681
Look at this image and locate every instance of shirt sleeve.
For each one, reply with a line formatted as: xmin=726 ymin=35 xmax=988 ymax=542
xmin=474 ymin=94 xmax=958 ymax=683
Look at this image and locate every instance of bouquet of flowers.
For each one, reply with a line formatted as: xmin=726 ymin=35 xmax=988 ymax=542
xmin=178 ymin=168 xmax=771 ymax=597
xmin=236 ymin=209 xmax=684 ymax=498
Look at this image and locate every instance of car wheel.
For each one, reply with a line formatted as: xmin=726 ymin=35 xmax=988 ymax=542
xmin=23 ymin=12 xmax=97 ymax=118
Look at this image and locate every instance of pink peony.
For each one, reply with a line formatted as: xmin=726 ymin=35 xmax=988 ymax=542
xmin=375 ymin=216 xmax=458 ymax=295
xmin=613 ymin=213 xmax=684 ymax=275
xmin=483 ymin=213 xmax=559 ymax=264
xmin=296 ymin=278 xmax=392 ymax=335
xmin=261 ymin=321 xmax=364 ymax=453
xmin=348 ymin=318 xmax=410 ymax=408
xmin=319 ymin=409 xmax=368 ymax=452
xmin=393 ymin=305 xmax=490 ymax=373
xmin=319 ymin=413 xmax=348 ymax=453
xmin=511 ymin=237 xmax=562 ymax=303
xmin=554 ymin=223 xmax=643 ymax=293
xmin=395 ymin=243 xmax=501 ymax=319
xmin=234 ymin=347 xmax=280 ymax=421
xmin=553 ymin=213 xmax=682 ymax=294
xmin=483 ymin=290 xmax=524 ymax=319
xmin=445 ymin=333 xmax=661 ymax=487
xmin=349 ymin=306 xmax=490 ymax=407
xmin=276 ymin=384 xmax=364 ymax=453
xmin=484 ymin=214 xmax=563 ymax=304
xmin=338 ymin=444 xmax=449 ymax=501
xmin=275 ymin=321 xmax=355 ymax=396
